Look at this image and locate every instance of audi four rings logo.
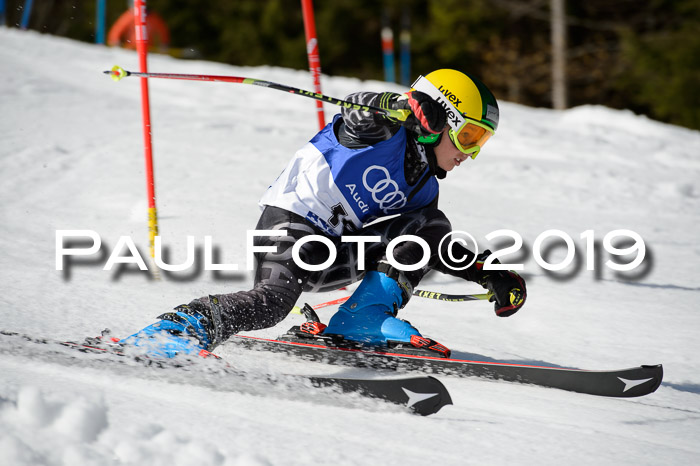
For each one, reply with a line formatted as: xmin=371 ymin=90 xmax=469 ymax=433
xmin=362 ymin=165 xmax=407 ymax=214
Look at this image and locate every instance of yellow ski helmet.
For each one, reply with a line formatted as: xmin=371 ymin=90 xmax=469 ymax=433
xmin=412 ymin=69 xmax=499 ymax=158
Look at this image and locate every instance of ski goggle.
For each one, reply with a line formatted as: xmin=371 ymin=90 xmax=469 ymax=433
xmin=447 ymin=118 xmax=494 ymax=159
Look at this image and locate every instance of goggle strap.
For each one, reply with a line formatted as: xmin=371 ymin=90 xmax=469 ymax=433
xmin=410 ymin=75 xmax=466 ymax=133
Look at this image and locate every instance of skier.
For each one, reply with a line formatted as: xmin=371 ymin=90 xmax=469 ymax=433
xmin=121 ymin=69 xmax=527 ymax=358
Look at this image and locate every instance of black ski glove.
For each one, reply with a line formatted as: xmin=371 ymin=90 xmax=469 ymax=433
xmin=471 ymin=250 xmax=527 ymax=317
xmin=380 ymin=91 xmax=447 ymax=137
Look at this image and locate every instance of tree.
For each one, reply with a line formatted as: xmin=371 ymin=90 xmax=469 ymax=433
xmin=7 ymin=0 xmax=700 ymax=129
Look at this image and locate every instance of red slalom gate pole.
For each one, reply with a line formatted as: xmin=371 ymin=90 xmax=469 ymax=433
xmin=300 ymin=0 xmax=325 ymax=130
xmin=133 ymin=0 xmax=159 ymax=268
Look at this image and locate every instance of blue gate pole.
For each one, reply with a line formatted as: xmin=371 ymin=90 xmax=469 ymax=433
xmin=381 ymin=26 xmax=396 ymax=83
xmin=20 ymin=0 xmax=34 ymax=30
xmin=96 ymin=0 xmax=107 ymax=44
xmin=400 ymin=8 xmax=411 ymax=86
xmin=381 ymin=9 xmax=395 ymax=84
xmin=1 ymin=0 xmax=6 ymax=27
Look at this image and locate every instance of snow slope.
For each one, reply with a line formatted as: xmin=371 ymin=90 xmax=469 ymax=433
xmin=1 ymin=28 xmax=700 ymax=465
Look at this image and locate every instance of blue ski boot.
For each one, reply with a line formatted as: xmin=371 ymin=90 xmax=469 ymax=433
xmin=119 ymin=296 xmax=224 ymax=359
xmin=322 ymin=264 xmax=450 ymax=357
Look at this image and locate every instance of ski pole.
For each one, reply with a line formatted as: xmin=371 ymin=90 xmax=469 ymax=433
xmin=290 ymin=289 xmax=493 ymax=315
xmin=292 ymin=296 xmax=350 ymax=314
xmin=104 ymin=65 xmax=411 ymax=122
xmin=413 ymin=289 xmax=493 ymax=302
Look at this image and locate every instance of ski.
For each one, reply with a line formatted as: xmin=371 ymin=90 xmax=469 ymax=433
xmin=308 ymin=375 xmax=451 ymax=416
xmin=228 ymin=328 xmax=663 ymax=398
xmin=0 ymin=330 xmax=452 ymax=416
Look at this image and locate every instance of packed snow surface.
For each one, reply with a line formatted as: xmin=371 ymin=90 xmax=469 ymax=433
xmin=1 ymin=28 xmax=700 ymax=465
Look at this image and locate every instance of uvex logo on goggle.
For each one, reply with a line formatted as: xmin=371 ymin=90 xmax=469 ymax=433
xmin=434 ymin=97 xmax=463 ymax=128
xmin=437 ymin=85 xmax=462 ymax=107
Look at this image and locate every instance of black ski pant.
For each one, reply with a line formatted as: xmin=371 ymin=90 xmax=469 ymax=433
xmin=187 ymin=205 xmax=470 ymax=343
